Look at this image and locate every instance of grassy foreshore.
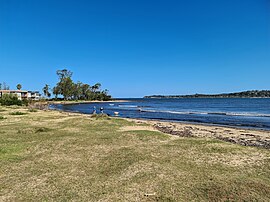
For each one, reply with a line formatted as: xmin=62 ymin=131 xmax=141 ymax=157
xmin=1 ymin=106 xmax=270 ymax=201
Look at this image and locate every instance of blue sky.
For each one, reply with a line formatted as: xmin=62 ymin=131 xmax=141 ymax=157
xmin=0 ymin=0 xmax=269 ymax=97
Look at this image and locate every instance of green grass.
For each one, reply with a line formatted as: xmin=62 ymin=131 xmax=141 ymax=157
xmin=28 ymin=108 xmax=38 ymax=112
xmin=9 ymin=111 xmax=28 ymax=115
xmin=0 ymin=107 xmax=270 ymax=201
xmin=91 ymin=113 xmax=111 ymax=120
xmin=0 ymin=116 xmax=5 ymax=120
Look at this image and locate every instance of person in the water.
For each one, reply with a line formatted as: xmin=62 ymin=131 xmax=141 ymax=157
xmin=100 ymin=107 xmax=104 ymax=114
xmin=93 ymin=106 xmax=97 ymax=114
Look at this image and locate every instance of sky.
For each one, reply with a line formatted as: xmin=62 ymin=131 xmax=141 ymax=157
xmin=0 ymin=0 xmax=269 ymax=98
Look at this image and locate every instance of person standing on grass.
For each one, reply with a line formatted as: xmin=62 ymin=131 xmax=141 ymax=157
xmin=100 ymin=107 xmax=104 ymax=114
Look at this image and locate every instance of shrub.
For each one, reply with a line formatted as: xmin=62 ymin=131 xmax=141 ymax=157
xmin=0 ymin=94 xmax=23 ymax=106
xmin=22 ymin=99 xmax=29 ymax=106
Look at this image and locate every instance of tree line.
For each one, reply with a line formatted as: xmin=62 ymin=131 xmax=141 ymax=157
xmin=144 ymin=90 xmax=270 ymax=98
xmin=0 ymin=69 xmax=111 ymax=104
xmin=43 ymin=69 xmax=111 ymax=101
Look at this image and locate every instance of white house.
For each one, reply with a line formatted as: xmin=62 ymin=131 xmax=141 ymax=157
xmin=27 ymin=91 xmax=40 ymax=100
xmin=0 ymin=90 xmax=40 ymax=100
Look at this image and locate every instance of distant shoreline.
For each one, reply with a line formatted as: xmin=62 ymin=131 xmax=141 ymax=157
xmin=144 ymin=90 xmax=270 ymax=99
xmin=144 ymin=97 xmax=270 ymax=99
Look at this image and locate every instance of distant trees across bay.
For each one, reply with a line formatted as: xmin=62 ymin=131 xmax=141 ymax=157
xmin=144 ymin=90 xmax=270 ymax=99
xmin=47 ymin=69 xmax=111 ymax=101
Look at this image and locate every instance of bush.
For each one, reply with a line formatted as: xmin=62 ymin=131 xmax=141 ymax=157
xmin=0 ymin=94 xmax=23 ymax=106
xmin=22 ymin=99 xmax=29 ymax=106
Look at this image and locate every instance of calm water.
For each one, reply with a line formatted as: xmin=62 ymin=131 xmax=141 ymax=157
xmin=50 ymin=98 xmax=270 ymax=130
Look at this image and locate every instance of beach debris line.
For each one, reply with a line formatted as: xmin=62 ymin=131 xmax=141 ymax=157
xmin=153 ymin=122 xmax=270 ymax=149
xmin=154 ymin=124 xmax=193 ymax=137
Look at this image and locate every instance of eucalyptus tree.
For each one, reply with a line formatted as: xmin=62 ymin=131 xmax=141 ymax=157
xmin=53 ymin=69 xmax=111 ymax=101
xmin=91 ymin=83 xmax=101 ymax=93
xmin=55 ymin=69 xmax=74 ymax=100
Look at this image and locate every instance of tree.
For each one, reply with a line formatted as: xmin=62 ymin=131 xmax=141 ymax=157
xmin=81 ymin=84 xmax=91 ymax=99
xmin=91 ymin=83 xmax=101 ymax=93
xmin=72 ymin=82 xmax=83 ymax=100
xmin=56 ymin=69 xmax=73 ymax=81
xmin=62 ymin=77 xmax=74 ymax=100
xmin=53 ymin=69 xmax=111 ymax=101
xmin=54 ymin=69 xmax=74 ymax=100
xmin=43 ymin=84 xmax=51 ymax=98
xmin=2 ymin=82 xmax=9 ymax=90
xmin=16 ymin=84 xmax=22 ymax=90
xmin=53 ymin=86 xmax=60 ymax=98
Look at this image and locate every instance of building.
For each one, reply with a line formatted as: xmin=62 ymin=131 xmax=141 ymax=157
xmin=0 ymin=90 xmax=40 ymax=100
xmin=27 ymin=91 xmax=40 ymax=100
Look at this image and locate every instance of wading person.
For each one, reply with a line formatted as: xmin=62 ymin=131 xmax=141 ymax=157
xmin=93 ymin=106 xmax=97 ymax=114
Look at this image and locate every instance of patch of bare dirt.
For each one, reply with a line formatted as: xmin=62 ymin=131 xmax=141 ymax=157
xmin=119 ymin=126 xmax=158 ymax=132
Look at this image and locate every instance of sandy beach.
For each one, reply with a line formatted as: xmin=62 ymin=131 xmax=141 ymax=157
xmin=56 ymin=108 xmax=270 ymax=149
xmin=124 ymin=118 xmax=270 ymax=149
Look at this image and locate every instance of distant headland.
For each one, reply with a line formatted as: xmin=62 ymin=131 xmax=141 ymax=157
xmin=144 ymin=90 xmax=270 ymax=98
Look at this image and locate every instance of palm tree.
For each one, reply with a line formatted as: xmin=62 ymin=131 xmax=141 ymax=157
xmin=16 ymin=84 xmax=22 ymax=90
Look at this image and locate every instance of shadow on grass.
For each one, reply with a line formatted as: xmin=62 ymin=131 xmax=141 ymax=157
xmin=17 ymin=127 xmax=51 ymax=134
xmin=0 ymin=116 xmax=6 ymax=120
xmin=9 ymin=111 xmax=28 ymax=115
